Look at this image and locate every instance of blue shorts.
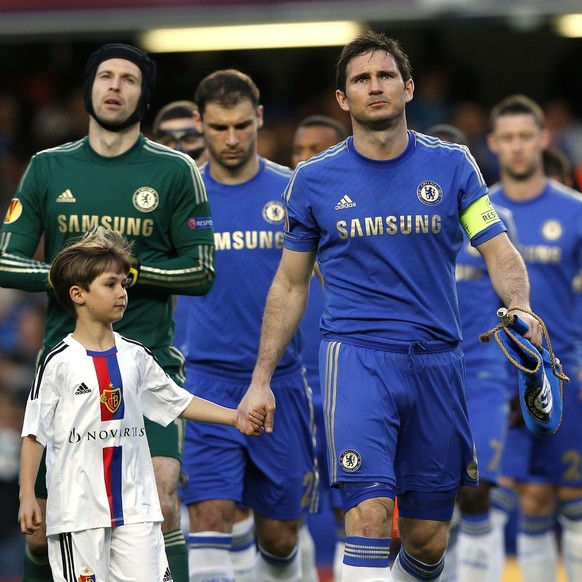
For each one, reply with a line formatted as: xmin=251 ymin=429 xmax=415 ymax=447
xmin=181 ymin=365 xmax=317 ymax=520
xmin=465 ymin=371 xmax=509 ymax=484
xmin=501 ymin=367 xmax=582 ymax=486
xmin=312 ymin=392 xmax=342 ymax=512
xmin=320 ymin=338 xmax=478 ymax=496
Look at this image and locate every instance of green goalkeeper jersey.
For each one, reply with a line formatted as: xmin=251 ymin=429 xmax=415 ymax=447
xmin=0 ymin=134 xmax=215 ymax=381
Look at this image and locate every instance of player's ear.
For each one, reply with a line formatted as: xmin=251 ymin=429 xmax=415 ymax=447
xmin=336 ymin=89 xmax=349 ymax=113
xmin=256 ymin=105 xmax=264 ymax=130
xmin=194 ymin=110 xmax=203 ymax=134
xmin=70 ymin=285 xmax=86 ymax=306
xmin=404 ymin=78 xmax=414 ymax=103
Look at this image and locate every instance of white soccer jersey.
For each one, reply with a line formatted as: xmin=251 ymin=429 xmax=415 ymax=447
xmin=21 ymin=332 xmax=193 ymax=536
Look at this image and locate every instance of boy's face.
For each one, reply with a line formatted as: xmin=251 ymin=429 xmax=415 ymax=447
xmin=76 ymin=270 xmax=128 ymax=324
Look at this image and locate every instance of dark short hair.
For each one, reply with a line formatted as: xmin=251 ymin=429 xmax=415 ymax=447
xmin=543 ymin=147 xmax=573 ymax=184
xmin=296 ymin=115 xmax=349 ymax=141
xmin=427 ymin=124 xmax=467 ymax=146
xmin=152 ymin=100 xmax=199 ymax=135
xmin=336 ymin=29 xmax=412 ymax=93
xmin=490 ymin=94 xmax=545 ymax=130
xmin=50 ymin=227 xmax=133 ymax=316
xmin=195 ymin=69 xmax=260 ymax=116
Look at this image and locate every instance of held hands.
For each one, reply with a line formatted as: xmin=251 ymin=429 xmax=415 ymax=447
xmin=236 ymin=383 xmax=276 ymax=436
xmin=18 ymin=495 xmax=42 ymax=535
xmin=237 ymin=407 xmax=268 ymax=436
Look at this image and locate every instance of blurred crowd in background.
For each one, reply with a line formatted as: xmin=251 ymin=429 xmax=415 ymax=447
xmin=1 ymin=39 xmax=582 ymax=580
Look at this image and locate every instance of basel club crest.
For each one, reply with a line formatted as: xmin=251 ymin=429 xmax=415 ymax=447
xmin=78 ymin=568 xmax=96 ymax=581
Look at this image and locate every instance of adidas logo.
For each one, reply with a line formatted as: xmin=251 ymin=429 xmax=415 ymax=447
xmin=335 ymin=195 xmax=356 ymax=210
xmin=56 ymin=189 xmax=76 ymax=203
xmin=163 ymin=568 xmax=173 ymax=581
xmin=74 ymin=383 xmax=91 ymax=395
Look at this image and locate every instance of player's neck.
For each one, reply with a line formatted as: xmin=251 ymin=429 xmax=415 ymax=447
xmin=72 ymin=318 xmax=116 ymax=352
xmin=88 ymin=119 xmax=140 ymax=158
xmin=501 ymin=171 xmax=547 ymax=202
xmin=351 ymin=121 xmax=408 ymax=161
xmin=209 ymin=153 xmax=260 ymax=185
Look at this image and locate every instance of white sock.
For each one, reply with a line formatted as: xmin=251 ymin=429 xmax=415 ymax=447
xmin=559 ymin=513 xmax=582 ymax=581
xmin=392 ymin=548 xmax=444 ymax=581
xmin=342 ymin=564 xmax=393 ymax=581
xmin=230 ymin=514 xmax=256 ymax=582
xmin=188 ymin=531 xmax=235 ymax=582
xmin=516 ymin=515 xmax=558 ymax=582
xmin=299 ymin=522 xmax=320 ymax=581
xmin=253 ymin=543 xmax=301 ymax=581
xmin=342 ymin=536 xmax=391 ymax=581
xmin=457 ymin=513 xmax=503 ymax=582
xmin=334 ymin=539 xmax=346 ymax=581
xmin=487 ymin=507 xmax=509 ymax=582
xmin=333 ymin=515 xmax=346 ymax=581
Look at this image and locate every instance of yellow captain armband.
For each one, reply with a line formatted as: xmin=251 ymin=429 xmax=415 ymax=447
xmin=459 ymin=195 xmax=501 ymax=239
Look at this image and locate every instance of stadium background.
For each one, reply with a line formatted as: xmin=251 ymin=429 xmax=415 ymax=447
xmin=0 ymin=1 xmax=579 ymax=579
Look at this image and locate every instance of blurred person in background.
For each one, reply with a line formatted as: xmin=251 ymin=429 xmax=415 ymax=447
xmin=0 ymin=43 xmax=215 ymax=582
xmin=428 ymin=123 xmax=514 ymax=582
xmin=292 ymin=114 xmax=349 ymax=582
xmin=153 ymin=100 xmax=208 ymax=166
xmin=488 ymin=94 xmax=582 ymax=582
xmin=542 ymin=146 xmax=576 ymax=189
xmin=179 ymin=68 xmax=317 ymax=582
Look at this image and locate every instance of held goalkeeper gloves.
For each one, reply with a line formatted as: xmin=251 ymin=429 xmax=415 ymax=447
xmin=126 ymin=257 xmax=140 ymax=288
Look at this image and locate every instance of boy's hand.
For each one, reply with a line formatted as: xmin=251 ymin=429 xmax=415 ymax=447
xmin=18 ymin=496 xmax=42 ymax=535
xmin=237 ymin=407 xmax=267 ymax=436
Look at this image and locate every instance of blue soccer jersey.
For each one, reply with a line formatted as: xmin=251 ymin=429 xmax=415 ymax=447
xmin=491 ymin=180 xmax=582 ymax=485
xmin=455 ymin=211 xmax=515 ymax=482
xmin=179 ymin=157 xmax=303 ymax=378
xmin=179 ymin=157 xmax=317 ymax=519
xmin=490 ymin=180 xmax=582 ymax=369
xmin=284 ymin=132 xmax=506 ymax=344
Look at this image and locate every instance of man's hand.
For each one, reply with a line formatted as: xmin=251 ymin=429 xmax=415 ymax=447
xmin=511 ymin=308 xmax=543 ymax=349
xmin=236 ymin=382 xmax=276 ymax=434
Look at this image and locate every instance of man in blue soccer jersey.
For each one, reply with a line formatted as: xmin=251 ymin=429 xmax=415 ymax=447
xmin=178 ymin=69 xmax=317 ymax=582
xmin=237 ymin=31 xmax=541 ymax=582
xmin=488 ymin=94 xmax=582 ymax=582
xmin=429 ymin=124 xmax=513 ymax=582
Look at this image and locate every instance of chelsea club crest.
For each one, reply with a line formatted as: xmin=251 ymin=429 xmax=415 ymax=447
xmin=417 ymin=180 xmax=443 ymax=206
xmin=262 ymin=201 xmax=285 ymax=224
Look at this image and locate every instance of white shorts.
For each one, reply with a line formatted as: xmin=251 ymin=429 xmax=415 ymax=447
xmin=48 ymin=521 xmax=170 ymax=581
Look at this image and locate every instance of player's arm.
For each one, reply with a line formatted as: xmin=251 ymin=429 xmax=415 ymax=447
xmin=18 ymin=435 xmax=44 ymax=535
xmin=180 ymin=395 xmax=265 ymax=436
xmin=0 ymin=158 xmax=50 ymax=292
xmin=236 ymin=247 xmax=316 ymax=434
xmin=130 ymin=163 xmax=215 ymax=296
xmin=476 ymin=232 xmax=542 ymax=346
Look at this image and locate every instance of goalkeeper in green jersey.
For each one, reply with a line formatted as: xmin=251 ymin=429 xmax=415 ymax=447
xmin=0 ymin=43 xmax=215 ymax=582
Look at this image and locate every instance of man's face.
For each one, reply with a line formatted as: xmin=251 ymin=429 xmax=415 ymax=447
xmin=336 ymin=50 xmax=413 ymax=130
xmin=291 ymin=125 xmax=341 ymax=168
xmin=488 ymin=114 xmax=549 ymax=181
xmin=201 ymin=99 xmax=263 ymax=172
xmin=91 ymin=58 xmax=142 ymax=127
xmin=155 ymin=117 xmax=206 ymax=164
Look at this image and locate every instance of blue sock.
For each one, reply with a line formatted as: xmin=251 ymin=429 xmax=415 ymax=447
xmin=343 ymin=535 xmax=391 ymax=568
